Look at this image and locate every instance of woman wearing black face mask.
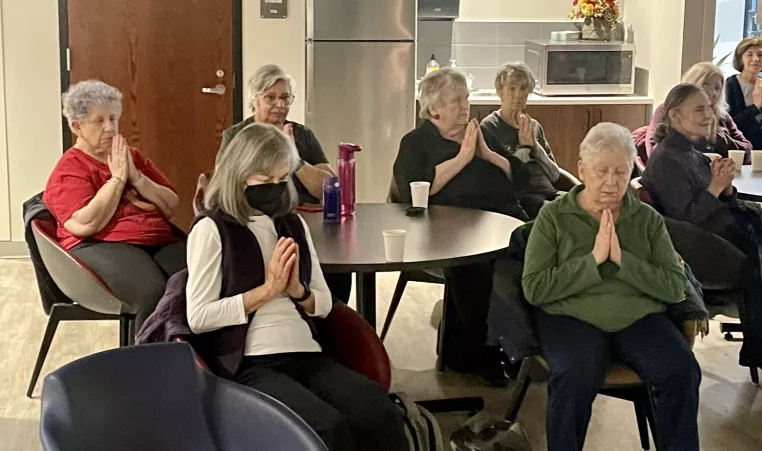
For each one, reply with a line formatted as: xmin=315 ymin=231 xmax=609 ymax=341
xmin=185 ymin=123 xmax=407 ymax=451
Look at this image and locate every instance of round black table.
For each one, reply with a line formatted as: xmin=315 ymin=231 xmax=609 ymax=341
xmin=735 ymin=166 xmax=762 ymax=202
xmin=302 ymin=203 xmax=524 ymax=328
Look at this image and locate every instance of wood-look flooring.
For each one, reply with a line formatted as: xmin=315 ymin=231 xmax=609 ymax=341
xmin=1 ymin=258 xmax=760 ymax=450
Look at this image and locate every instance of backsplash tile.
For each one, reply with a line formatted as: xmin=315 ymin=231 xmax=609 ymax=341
xmin=497 ymin=22 xmax=543 ymax=45
xmin=457 ymin=67 xmax=499 ymax=90
xmin=497 ymin=45 xmax=525 ymax=65
xmin=451 ymin=45 xmax=498 ymax=68
xmin=452 ymin=22 xmax=499 ymax=45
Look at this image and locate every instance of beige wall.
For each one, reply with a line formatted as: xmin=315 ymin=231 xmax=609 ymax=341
xmin=0 ymin=4 xmax=10 ymax=241
xmin=459 ymin=0 xmax=627 ymax=21
xmin=1 ymin=0 xmax=63 ymax=247
xmin=624 ymin=0 xmax=686 ymax=104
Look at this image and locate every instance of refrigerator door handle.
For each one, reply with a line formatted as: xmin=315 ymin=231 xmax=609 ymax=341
xmin=305 ymin=41 xmax=315 ymax=117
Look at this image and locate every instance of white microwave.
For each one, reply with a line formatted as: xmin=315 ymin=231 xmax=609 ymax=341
xmin=524 ymin=39 xmax=636 ymax=96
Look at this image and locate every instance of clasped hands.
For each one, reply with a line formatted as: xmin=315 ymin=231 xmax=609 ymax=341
xmin=592 ymin=209 xmax=622 ymax=266
xmin=708 ymin=157 xmax=735 ymax=197
xmin=459 ymin=119 xmax=502 ymax=165
xmin=264 ymin=237 xmax=306 ymax=300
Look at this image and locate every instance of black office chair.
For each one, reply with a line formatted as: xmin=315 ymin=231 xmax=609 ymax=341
xmin=40 ymin=342 xmax=328 ymax=451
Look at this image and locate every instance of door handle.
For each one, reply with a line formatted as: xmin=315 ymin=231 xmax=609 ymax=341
xmin=202 ymin=84 xmax=226 ymax=96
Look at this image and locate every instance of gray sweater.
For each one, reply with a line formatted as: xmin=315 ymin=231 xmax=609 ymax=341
xmin=480 ymin=111 xmax=559 ymax=196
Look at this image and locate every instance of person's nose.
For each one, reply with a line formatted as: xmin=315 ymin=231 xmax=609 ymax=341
xmin=103 ymin=120 xmax=115 ymax=133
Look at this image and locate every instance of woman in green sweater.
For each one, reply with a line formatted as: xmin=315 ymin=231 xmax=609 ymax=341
xmin=522 ymin=122 xmax=700 ymax=451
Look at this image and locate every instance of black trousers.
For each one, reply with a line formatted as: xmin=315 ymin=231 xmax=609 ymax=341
xmin=70 ymin=240 xmax=187 ymax=329
xmin=323 ymin=273 xmax=352 ymax=304
xmin=234 ymin=352 xmax=407 ymax=451
xmin=537 ymin=311 xmax=700 ymax=451
xmin=441 ymin=261 xmax=496 ymax=372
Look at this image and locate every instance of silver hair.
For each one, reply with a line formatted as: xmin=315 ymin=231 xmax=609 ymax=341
xmin=205 ymin=123 xmax=299 ymax=223
xmin=418 ymin=67 xmax=468 ymax=119
xmin=248 ymin=64 xmax=295 ymax=112
xmin=61 ymin=80 xmax=123 ymax=127
xmin=579 ymin=122 xmax=636 ymax=171
xmin=494 ymin=61 xmax=536 ymax=93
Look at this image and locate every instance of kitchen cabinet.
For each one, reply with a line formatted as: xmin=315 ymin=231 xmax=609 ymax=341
xmin=470 ymin=103 xmax=650 ymax=176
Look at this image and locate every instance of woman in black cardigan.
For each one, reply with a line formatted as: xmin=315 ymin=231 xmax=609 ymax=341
xmin=726 ymin=37 xmax=762 ymax=149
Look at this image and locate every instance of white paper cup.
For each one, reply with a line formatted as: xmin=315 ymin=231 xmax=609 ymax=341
xmin=382 ymin=229 xmax=407 ymax=262
xmin=729 ymin=150 xmax=745 ymax=170
xmin=752 ymin=150 xmax=762 ymax=171
xmin=410 ymin=181 xmax=431 ymax=208
xmin=704 ymin=152 xmax=722 ymax=161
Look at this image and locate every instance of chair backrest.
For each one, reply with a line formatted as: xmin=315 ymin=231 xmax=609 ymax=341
xmin=317 ymin=302 xmax=393 ymax=391
xmin=193 ymin=172 xmax=211 ymax=216
xmin=40 ymin=343 xmax=327 ymax=451
xmin=629 ymin=177 xmax=654 ymax=205
xmin=31 ymin=218 xmax=127 ymax=315
xmin=554 ymin=167 xmax=582 ymax=192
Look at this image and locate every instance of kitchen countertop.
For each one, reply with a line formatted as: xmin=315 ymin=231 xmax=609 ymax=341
xmin=466 ymin=91 xmax=654 ymax=106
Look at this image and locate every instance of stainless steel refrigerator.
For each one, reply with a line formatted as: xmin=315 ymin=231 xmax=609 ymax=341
xmin=305 ymin=0 xmax=417 ymax=203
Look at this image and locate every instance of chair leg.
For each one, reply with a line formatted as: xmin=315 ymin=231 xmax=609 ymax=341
xmin=633 ymin=396 xmax=651 ymax=450
xmin=27 ymin=305 xmax=64 ymax=398
xmin=751 ymin=367 xmax=760 ymax=385
xmin=119 ymin=315 xmax=135 ymax=347
xmin=380 ymin=272 xmax=410 ymax=341
xmin=504 ymin=357 xmax=533 ymax=423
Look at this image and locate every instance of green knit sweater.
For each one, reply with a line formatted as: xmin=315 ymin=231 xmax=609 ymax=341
xmin=522 ymin=185 xmax=687 ymax=332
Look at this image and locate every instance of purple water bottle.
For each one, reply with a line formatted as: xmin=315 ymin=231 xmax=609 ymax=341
xmin=323 ymin=176 xmax=340 ymax=224
xmin=337 ymin=143 xmax=362 ymax=217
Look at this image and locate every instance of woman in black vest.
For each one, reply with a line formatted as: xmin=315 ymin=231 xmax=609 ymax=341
xmin=186 ymin=123 xmax=406 ymax=451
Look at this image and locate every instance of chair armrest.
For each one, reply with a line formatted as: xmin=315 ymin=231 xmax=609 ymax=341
xmin=317 ymin=303 xmax=392 ymax=392
xmin=554 ymin=167 xmax=581 ymax=192
xmin=173 ymin=337 xmax=209 ymax=370
xmin=682 ymin=320 xmax=699 ymax=349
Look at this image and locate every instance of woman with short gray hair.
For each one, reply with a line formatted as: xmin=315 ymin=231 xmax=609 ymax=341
xmin=43 ymin=79 xmax=186 ymax=329
xmin=218 ymin=64 xmax=334 ymax=206
xmin=187 ymin=123 xmax=407 ymax=451
xmin=523 ymin=121 xmax=699 ymax=450
xmin=481 ymin=61 xmax=560 ymax=218
xmin=394 ymin=67 xmax=530 ymax=382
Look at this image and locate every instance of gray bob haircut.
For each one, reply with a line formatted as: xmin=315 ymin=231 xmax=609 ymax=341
xmin=61 ymin=80 xmax=123 ymax=127
xmin=204 ymin=123 xmax=300 ymax=223
xmin=494 ymin=61 xmax=536 ymax=93
xmin=579 ymin=122 xmax=636 ymax=171
xmin=418 ymin=67 xmax=468 ymax=119
xmin=248 ymin=64 xmax=295 ymax=111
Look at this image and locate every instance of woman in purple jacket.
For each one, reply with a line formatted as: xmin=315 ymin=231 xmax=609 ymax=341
xmin=646 ymin=62 xmax=751 ymax=161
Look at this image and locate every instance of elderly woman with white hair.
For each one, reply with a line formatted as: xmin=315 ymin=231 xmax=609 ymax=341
xmin=481 ymin=61 xmax=560 ymax=218
xmin=187 ymin=123 xmax=407 ymax=451
xmin=394 ymin=67 xmax=530 ymax=383
xmin=523 ymin=122 xmax=700 ymax=451
xmin=43 ymin=80 xmax=186 ymax=328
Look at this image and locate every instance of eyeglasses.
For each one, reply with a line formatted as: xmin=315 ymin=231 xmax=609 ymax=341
xmin=260 ymin=93 xmax=295 ymax=106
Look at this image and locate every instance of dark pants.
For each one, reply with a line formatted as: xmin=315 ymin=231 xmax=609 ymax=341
xmin=518 ymin=192 xmax=557 ymax=219
xmin=441 ymin=261 xmax=496 ymax=372
xmin=536 ymin=311 xmax=700 ymax=451
xmin=324 ymin=273 xmax=352 ymax=304
xmin=70 ymin=240 xmax=187 ymax=329
xmin=234 ymin=352 xmax=407 ymax=451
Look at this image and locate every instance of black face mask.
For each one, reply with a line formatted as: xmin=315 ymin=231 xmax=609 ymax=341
xmin=245 ymin=182 xmax=289 ymax=217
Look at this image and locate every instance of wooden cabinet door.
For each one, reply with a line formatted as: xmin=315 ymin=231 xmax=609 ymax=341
xmin=594 ymin=104 xmax=649 ymax=131
xmin=470 ymin=105 xmax=496 ymax=122
xmin=525 ymin=105 xmax=592 ymax=177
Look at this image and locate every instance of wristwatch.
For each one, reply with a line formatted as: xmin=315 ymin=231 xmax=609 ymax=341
xmin=289 ymin=281 xmax=312 ymax=303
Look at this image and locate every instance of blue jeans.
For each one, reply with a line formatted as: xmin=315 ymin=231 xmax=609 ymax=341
xmin=536 ymin=311 xmax=701 ymax=451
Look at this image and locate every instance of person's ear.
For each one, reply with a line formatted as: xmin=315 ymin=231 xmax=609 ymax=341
xmin=577 ymin=160 xmax=586 ymax=184
xmin=667 ymin=108 xmax=680 ymax=128
xmin=70 ymin=120 xmax=82 ymax=136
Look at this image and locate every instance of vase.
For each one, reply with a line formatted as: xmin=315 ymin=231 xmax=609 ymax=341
xmin=581 ymin=17 xmax=613 ymax=41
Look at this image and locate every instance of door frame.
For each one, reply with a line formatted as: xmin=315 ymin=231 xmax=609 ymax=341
xmin=57 ymin=0 xmax=244 ymax=151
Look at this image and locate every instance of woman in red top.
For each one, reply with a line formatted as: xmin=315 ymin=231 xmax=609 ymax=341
xmin=43 ymin=80 xmax=186 ymax=328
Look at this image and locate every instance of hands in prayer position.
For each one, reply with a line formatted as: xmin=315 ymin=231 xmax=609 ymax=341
xmin=592 ymin=209 xmax=621 ymax=266
xmin=517 ymin=113 xmax=536 ymax=148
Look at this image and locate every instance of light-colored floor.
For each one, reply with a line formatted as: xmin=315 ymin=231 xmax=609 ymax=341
xmin=1 ymin=258 xmax=761 ymax=451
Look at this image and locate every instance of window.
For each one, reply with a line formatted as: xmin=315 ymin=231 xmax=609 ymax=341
xmin=745 ymin=0 xmax=761 ymax=37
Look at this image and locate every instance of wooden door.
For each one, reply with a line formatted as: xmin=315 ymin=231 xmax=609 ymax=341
xmin=525 ymin=105 xmax=592 ymax=177
xmin=66 ymin=0 xmax=238 ymax=229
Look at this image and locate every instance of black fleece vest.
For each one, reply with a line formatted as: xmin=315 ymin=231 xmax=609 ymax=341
xmin=190 ymin=210 xmax=313 ymax=379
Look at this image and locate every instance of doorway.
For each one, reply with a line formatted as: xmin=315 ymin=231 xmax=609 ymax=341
xmin=59 ymin=0 xmax=243 ymax=229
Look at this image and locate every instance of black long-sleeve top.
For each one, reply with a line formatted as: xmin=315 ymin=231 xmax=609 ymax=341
xmin=726 ymin=75 xmax=762 ymax=150
xmin=393 ymin=120 xmax=530 ymax=220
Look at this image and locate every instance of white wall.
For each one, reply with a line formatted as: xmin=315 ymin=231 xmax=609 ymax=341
xmin=1 ymin=0 xmax=63 ymax=246
xmin=624 ymin=0 xmax=686 ymax=104
xmin=458 ymin=0 xmax=626 ymax=21
xmin=0 ymin=4 xmax=10 ymax=242
xmin=242 ymin=0 xmax=306 ymax=123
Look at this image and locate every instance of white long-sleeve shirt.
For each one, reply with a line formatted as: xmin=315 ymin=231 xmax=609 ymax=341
xmin=186 ymin=215 xmax=332 ymax=356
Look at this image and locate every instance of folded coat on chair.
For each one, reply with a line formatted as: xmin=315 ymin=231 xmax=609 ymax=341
xmin=487 ymin=222 xmax=709 ymax=364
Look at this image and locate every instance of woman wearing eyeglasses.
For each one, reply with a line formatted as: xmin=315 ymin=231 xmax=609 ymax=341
xmin=218 ymin=64 xmax=335 ymax=206
xmin=216 ymin=65 xmax=351 ymax=303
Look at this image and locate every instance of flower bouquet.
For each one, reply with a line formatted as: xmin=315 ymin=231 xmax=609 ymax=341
xmin=569 ymin=0 xmax=620 ymax=41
